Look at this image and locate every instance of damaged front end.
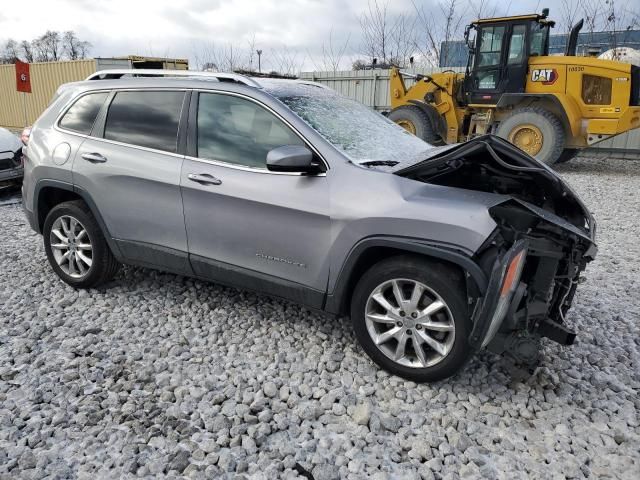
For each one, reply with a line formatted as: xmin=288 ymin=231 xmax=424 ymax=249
xmin=396 ymin=135 xmax=596 ymax=368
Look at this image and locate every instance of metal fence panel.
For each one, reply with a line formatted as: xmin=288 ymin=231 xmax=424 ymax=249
xmin=0 ymin=60 xmax=96 ymax=129
xmin=299 ymin=69 xmax=640 ymax=155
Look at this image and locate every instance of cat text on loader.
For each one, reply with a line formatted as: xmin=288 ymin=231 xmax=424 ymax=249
xmin=389 ymin=9 xmax=640 ymax=165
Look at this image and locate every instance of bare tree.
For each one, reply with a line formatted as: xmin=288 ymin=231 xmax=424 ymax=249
xmin=352 ymin=59 xmax=369 ymax=70
xmin=625 ymin=5 xmax=640 ymax=28
xmin=559 ymin=0 xmax=583 ymax=34
xmin=580 ymin=0 xmax=604 ymax=42
xmin=271 ymin=45 xmax=303 ymax=76
xmin=470 ymin=0 xmax=500 ymax=20
xmin=20 ymin=40 xmax=34 ymax=62
xmin=2 ymin=31 xmax=91 ymax=63
xmin=359 ymin=0 xmax=417 ymax=67
xmin=35 ymin=30 xmax=62 ymax=61
xmin=246 ymin=33 xmax=258 ymax=71
xmin=412 ymin=0 xmax=466 ymax=68
xmin=192 ymin=40 xmax=250 ymax=72
xmin=311 ymin=28 xmax=351 ymax=72
xmin=1 ymin=39 xmax=20 ymax=64
xmin=62 ymin=31 xmax=91 ymax=60
xmin=602 ymin=0 xmax=637 ymax=52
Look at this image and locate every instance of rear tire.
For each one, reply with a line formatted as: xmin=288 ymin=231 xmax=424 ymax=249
xmin=43 ymin=201 xmax=120 ymax=288
xmin=350 ymin=256 xmax=472 ymax=382
xmin=495 ymin=106 xmax=565 ymax=165
xmin=388 ymin=105 xmax=445 ymax=146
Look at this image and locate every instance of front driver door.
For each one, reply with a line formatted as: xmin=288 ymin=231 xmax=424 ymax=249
xmin=180 ymin=91 xmax=331 ymax=308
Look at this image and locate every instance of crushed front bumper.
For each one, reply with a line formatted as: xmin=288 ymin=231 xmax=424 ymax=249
xmin=469 ymin=240 xmax=528 ymax=349
xmin=468 ymin=208 xmax=596 ymax=363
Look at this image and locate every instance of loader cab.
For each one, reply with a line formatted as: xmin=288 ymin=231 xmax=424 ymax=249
xmin=463 ymin=11 xmax=554 ymax=105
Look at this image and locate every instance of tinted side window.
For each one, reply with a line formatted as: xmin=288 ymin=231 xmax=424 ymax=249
xmin=104 ymin=91 xmax=184 ymax=153
xmin=59 ymin=92 xmax=108 ymax=134
xmin=197 ymin=93 xmax=303 ymax=168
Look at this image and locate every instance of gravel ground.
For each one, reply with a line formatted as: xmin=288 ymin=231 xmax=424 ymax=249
xmin=1 ymin=155 xmax=639 ymax=479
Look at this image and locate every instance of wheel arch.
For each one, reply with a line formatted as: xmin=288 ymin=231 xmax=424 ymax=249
xmin=34 ymin=180 xmax=122 ymax=258
xmin=324 ymin=237 xmax=488 ymax=316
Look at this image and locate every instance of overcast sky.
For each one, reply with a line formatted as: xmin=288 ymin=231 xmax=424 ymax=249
xmin=1 ymin=0 xmax=547 ymax=71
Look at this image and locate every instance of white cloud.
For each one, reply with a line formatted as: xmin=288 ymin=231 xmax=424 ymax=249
xmin=2 ymin=0 xmax=545 ymax=71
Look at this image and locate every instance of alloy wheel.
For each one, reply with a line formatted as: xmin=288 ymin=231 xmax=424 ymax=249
xmin=364 ymin=278 xmax=456 ymax=368
xmin=49 ymin=215 xmax=93 ymax=279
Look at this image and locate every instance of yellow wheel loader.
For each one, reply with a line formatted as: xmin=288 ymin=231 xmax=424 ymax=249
xmin=389 ymin=9 xmax=640 ymax=164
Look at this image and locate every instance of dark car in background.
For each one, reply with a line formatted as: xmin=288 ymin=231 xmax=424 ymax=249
xmin=0 ymin=128 xmax=24 ymax=185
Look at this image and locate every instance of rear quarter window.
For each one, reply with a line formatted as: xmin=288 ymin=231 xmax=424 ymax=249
xmin=59 ymin=92 xmax=109 ymax=134
xmin=103 ymin=91 xmax=184 ymax=153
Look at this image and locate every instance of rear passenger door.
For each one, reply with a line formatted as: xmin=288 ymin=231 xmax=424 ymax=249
xmin=73 ymin=89 xmax=192 ymax=274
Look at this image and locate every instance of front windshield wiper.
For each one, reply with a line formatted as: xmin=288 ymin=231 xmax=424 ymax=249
xmin=359 ymin=160 xmax=400 ymax=167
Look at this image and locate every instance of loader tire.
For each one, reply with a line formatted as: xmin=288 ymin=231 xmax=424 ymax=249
xmin=557 ymin=148 xmax=580 ymax=164
xmin=495 ymin=106 xmax=565 ymax=165
xmin=389 ymin=105 xmax=445 ymax=146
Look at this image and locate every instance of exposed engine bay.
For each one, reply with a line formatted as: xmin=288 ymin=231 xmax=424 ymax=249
xmin=395 ymin=135 xmax=597 ymax=368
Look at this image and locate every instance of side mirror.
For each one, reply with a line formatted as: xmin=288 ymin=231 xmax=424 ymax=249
xmin=266 ymin=145 xmax=321 ymax=174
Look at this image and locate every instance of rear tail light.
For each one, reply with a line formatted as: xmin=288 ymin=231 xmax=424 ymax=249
xmin=20 ymin=126 xmax=32 ymax=145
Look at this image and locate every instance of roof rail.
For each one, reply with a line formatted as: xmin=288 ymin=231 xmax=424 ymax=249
xmin=85 ymin=69 xmax=262 ymax=88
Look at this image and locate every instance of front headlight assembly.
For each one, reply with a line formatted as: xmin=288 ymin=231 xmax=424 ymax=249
xmin=469 ymin=240 xmax=528 ymax=349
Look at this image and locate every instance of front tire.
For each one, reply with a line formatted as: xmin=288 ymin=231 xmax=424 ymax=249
xmin=43 ymin=201 xmax=120 ymax=288
xmin=350 ymin=256 xmax=472 ymax=382
xmin=495 ymin=106 xmax=565 ymax=165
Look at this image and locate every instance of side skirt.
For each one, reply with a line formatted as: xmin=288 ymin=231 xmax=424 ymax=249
xmin=190 ymin=254 xmax=325 ymax=310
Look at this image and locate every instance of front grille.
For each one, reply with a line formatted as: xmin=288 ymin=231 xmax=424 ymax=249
xmin=631 ymin=65 xmax=640 ymax=106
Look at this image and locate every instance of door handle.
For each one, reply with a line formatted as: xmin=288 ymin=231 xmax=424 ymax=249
xmin=188 ymin=173 xmax=222 ymax=186
xmin=81 ymin=152 xmax=107 ymax=163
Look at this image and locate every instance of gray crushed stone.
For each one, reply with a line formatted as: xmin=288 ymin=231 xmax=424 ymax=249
xmin=0 ymin=155 xmax=638 ymax=479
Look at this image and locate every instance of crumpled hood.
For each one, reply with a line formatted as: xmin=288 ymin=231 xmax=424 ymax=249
xmin=393 ymin=135 xmax=596 ymax=245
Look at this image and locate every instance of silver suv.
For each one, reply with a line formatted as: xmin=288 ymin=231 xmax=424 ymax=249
xmin=22 ymin=70 xmax=597 ymax=382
